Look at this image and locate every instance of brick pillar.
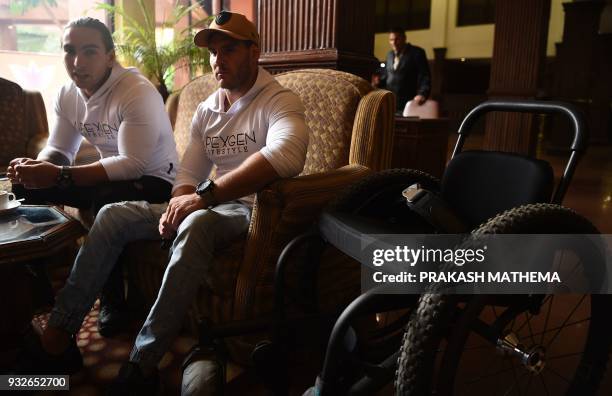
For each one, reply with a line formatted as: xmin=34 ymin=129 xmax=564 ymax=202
xmin=484 ymin=0 xmax=551 ymax=155
xmin=256 ymin=0 xmax=378 ymax=80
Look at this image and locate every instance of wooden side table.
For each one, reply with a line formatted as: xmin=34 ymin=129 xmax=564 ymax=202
xmin=391 ymin=117 xmax=450 ymax=179
xmin=0 ymin=205 xmax=86 ymax=369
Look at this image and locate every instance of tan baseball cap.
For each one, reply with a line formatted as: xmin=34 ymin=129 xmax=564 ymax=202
xmin=194 ymin=11 xmax=260 ymax=48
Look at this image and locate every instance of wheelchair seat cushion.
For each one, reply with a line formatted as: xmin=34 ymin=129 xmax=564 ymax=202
xmin=319 ymin=210 xmax=433 ymax=266
xmin=441 ymin=150 xmax=554 ymax=229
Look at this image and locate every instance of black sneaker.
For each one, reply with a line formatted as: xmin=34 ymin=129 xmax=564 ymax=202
xmin=98 ymin=299 xmax=129 ymax=338
xmin=107 ymin=361 xmax=160 ymax=396
xmin=14 ymin=333 xmax=83 ymax=375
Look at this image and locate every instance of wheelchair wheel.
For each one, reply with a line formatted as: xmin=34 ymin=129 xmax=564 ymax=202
xmin=327 ymin=168 xmax=440 ymax=354
xmin=305 ymin=169 xmax=442 ymax=395
xmin=396 ymin=203 xmax=612 ymax=396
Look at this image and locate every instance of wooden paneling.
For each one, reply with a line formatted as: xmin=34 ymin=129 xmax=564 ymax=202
xmin=484 ymin=0 xmax=551 ymax=155
xmin=392 ymin=117 xmax=450 ymax=178
xmin=257 ymin=0 xmax=378 ymax=79
xmin=548 ymin=1 xmax=611 ymax=147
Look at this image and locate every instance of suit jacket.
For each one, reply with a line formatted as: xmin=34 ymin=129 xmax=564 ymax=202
xmin=382 ymin=44 xmax=431 ymax=112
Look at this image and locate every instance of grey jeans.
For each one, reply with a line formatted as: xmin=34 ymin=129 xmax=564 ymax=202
xmin=49 ymin=200 xmax=251 ymax=371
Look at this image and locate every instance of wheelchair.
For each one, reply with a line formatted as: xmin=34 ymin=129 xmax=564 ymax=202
xmin=183 ymin=100 xmax=609 ymax=395
xmin=285 ymin=100 xmax=611 ymax=396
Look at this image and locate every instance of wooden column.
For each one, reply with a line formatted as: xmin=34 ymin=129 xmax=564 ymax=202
xmin=549 ymin=0 xmax=609 ymax=147
xmin=431 ymin=47 xmax=447 ymax=99
xmin=484 ymin=0 xmax=551 ymax=155
xmin=256 ymin=0 xmax=378 ymax=80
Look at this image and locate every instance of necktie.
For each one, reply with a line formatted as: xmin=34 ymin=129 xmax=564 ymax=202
xmin=393 ymin=53 xmax=400 ymax=70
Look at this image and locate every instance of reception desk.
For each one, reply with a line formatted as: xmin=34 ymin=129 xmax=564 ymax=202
xmin=391 ymin=116 xmax=450 ymax=179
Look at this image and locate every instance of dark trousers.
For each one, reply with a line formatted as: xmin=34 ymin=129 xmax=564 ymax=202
xmin=12 ymin=176 xmax=172 ymax=214
xmin=13 ymin=176 xmax=172 ymax=310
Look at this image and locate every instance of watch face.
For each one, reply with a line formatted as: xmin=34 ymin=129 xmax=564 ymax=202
xmin=196 ymin=179 xmax=213 ymax=195
xmin=57 ymin=167 xmax=73 ymax=189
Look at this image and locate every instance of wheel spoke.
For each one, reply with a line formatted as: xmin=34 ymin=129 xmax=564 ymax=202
xmin=545 ymin=366 xmax=571 ymax=383
xmin=540 ymin=295 xmax=554 ymax=345
xmin=524 ymin=373 xmax=535 ymax=394
xmin=463 ymin=362 xmax=518 ymax=385
xmin=464 ymin=344 xmax=512 ymax=393
xmin=515 ymin=311 xmax=534 ymax=335
xmin=513 ymin=296 xmax=553 ymax=335
xmin=508 ymin=357 xmax=523 ymax=396
xmin=525 ymin=311 xmax=537 ymax=346
xmin=491 ymin=305 xmax=499 ymax=320
xmin=547 ymin=351 xmax=584 ymax=361
xmin=545 ymin=295 xmax=587 ymax=349
xmin=529 ymin=317 xmax=590 ymax=339
xmin=500 ymin=369 xmax=532 ymax=396
xmin=538 ymin=370 xmax=551 ymax=396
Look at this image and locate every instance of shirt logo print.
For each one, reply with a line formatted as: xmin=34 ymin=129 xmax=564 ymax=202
xmin=205 ymin=130 xmax=256 ymax=156
xmin=75 ymin=121 xmax=118 ymax=140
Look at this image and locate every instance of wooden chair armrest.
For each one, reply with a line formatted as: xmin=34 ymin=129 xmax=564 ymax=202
xmin=231 ymin=164 xmax=373 ymax=320
xmin=349 ymin=89 xmax=395 ymax=171
xmin=165 ymin=91 xmax=181 ymax=129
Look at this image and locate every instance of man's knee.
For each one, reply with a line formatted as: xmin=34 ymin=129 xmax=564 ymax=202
xmin=94 ymin=201 xmax=149 ymax=233
xmin=178 ymin=209 xmax=215 ymax=234
xmin=172 ymin=210 xmax=217 ymax=251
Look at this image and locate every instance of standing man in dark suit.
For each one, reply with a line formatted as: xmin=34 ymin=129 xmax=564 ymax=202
xmin=381 ymin=27 xmax=431 ymax=114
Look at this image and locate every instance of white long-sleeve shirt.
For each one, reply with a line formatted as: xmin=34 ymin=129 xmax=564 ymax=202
xmin=174 ymin=67 xmax=310 ymax=205
xmin=38 ymin=63 xmax=179 ymax=184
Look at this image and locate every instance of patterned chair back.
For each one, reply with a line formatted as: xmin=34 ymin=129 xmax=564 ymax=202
xmin=170 ymin=69 xmax=373 ymax=175
xmin=0 ymin=78 xmax=26 ymax=166
xmin=172 ymin=74 xmax=219 ymax=161
xmin=275 ymin=69 xmax=372 ymax=175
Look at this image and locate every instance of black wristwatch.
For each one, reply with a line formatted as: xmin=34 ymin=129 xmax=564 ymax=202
xmin=56 ymin=166 xmax=74 ymax=189
xmin=195 ymin=179 xmax=217 ymax=207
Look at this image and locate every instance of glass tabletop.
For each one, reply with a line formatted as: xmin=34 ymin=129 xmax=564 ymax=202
xmin=0 ymin=206 xmax=70 ymax=245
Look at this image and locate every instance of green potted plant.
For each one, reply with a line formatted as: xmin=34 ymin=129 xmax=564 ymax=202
xmin=97 ymin=0 xmax=211 ymax=102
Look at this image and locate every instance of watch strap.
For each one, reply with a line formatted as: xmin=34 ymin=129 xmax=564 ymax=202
xmin=57 ymin=166 xmax=74 ymax=189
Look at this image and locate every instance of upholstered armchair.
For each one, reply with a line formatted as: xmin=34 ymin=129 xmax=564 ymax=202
xmin=0 ymin=78 xmax=49 ymax=169
xmin=121 ymin=68 xmax=395 ymax=363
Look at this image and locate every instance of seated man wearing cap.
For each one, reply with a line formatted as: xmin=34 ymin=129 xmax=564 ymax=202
xmin=17 ymin=11 xmax=310 ymax=393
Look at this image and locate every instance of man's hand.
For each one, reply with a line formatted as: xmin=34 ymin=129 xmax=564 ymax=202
xmin=158 ymin=193 xmax=207 ymax=238
xmin=413 ymin=95 xmax=426 ymax=105
xmin=7 ymin=157 xmax=32 ymax=182
xmin=9 ymin=159 xmax=59 ymax=189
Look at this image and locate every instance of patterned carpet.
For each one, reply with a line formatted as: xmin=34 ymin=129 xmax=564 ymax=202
xmin=31 ymin=265 xmax=199 ymax=396
xmin=24 ymin=249 xmax=325 ymax=395
xmin=32 ymin=304 xmax=199 ymax=396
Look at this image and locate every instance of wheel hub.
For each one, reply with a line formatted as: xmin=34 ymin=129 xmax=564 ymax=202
xmin=497 ymin=332 xmax=546 ymax=374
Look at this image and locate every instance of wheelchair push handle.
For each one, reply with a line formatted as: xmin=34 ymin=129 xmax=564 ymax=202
xmin=454 ymin=99 xmax=589 ymax=205
xmin=454 ymin=100 xmax=588 ymax=155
